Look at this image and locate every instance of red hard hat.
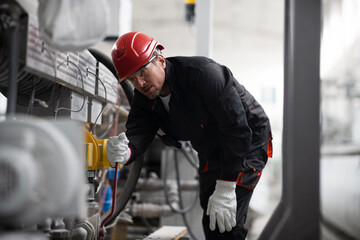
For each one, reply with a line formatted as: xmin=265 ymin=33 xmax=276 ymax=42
xmin=111 ymin=32 xmax=164 ymax=82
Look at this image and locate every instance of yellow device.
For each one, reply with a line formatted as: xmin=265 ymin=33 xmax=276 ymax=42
xmin=84 ymin=129 xmax=120 ymax=169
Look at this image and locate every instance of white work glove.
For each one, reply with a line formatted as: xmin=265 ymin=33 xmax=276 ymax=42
xmin=206 ymin=180 xmax=237 ymax=233
xmin=106 ymin=132 xmax=131 ymax=167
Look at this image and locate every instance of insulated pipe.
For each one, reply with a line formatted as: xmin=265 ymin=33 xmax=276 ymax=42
xmin=131 ymin=203 xmax=173 ymax=218
xmin=136 ymin=178 xmax=198 ymax=192
xmin=88 ymin=48 xmax=144 ymax=228
xmin=88 ymin=48 xmax=134 ymax=103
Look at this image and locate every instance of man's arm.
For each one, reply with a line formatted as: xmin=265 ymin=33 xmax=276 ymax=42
xmin=124 ymin=102 xmax=159 ymax=164
xmin=192 ymin=62 xmax=252 ymax=233
xmin=193 ymin=62 xmax=252 ymax=181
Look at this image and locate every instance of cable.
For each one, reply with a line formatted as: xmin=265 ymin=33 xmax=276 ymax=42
xmin=141 ymin=217 xmax=156 ymax=233
xmin=180 ymin=147 xmax=199 ymax=169
xmin=27 ymin=82 xmax=36 ymax=115
xmin=86 ymin=69 xmax=108 ymax=134
xmin=97 ymin=119 xmax=116 ymax=139
xmin=54 ymin=59 xmax=86 ymax=119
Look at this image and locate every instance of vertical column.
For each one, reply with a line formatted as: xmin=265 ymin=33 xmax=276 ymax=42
xmin=119 ymin=0 xmax=133 ymax=35
xmin=195 ymin=0 xmax=213 ymax=57
xmin=6 ymin=9 xmax=20 ymax=115
xmin=259 ymin=0 xmax=321 ymax=239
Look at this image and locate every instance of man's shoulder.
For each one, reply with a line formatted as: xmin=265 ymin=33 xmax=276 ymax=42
xmin=166 ymin=56 xmax=215 ymax=68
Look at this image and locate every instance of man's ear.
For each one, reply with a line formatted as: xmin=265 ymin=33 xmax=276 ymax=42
xmin=157 ymin=55 xmax=166 ymax=69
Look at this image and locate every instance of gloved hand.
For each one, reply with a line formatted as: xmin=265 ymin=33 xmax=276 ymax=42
xmin=106 ymin=132 xmax=131 ymax=167
xmin=206 ymin=180 xmax=237 ymax=233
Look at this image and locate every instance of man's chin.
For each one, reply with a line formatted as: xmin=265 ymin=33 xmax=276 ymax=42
xmin=143 ymin=90 xmax=160 ymax=100
xmin=144 ymin=92 xmax=157 ymax=100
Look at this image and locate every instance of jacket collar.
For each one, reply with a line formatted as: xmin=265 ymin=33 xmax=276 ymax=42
xmin=163 ymin=59 xmax=178 ymax=110
xmin=165 ymin=59 xmax=176 ymax=89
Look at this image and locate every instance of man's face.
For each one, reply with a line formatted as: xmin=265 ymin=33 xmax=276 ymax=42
xmin=127 ymin=55 xmax=166 ymax=100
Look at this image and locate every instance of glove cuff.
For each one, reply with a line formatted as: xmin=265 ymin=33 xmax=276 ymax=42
xmin=215 ymin=180 xmax=236 ymax=192
xmin=124 ymin=146 xmax=131 ymax=163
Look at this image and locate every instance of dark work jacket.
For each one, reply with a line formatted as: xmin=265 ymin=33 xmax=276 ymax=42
xmin=125 ymin=56 xmax=271 ymax=181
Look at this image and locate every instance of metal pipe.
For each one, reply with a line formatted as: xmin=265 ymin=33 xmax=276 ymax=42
xmin=131 ymin=203 xmax=173 ymax=218
xmin=136 ymin=178 xmax=198 ymax=192
xmin=6 ymin=17 xmax=20 ymax=115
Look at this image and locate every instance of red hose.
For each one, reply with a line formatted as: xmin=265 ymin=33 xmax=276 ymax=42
xmin=99 ymin=163 xmax=119 ymax=237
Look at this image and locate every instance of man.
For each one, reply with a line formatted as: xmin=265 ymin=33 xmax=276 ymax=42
xmin=107 ymin=32 xmax=272 ymax=240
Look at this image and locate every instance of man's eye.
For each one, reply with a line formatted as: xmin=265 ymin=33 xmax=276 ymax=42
xmin=130 ymin=78 xmax=135 ymax=83
xmin=139 ymin=68 xmax=145 ymax=77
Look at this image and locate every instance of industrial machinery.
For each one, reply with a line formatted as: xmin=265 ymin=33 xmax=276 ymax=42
xmin=0 ymin=1 xmax=199 ymax=239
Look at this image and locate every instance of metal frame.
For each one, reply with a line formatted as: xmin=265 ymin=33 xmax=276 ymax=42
xmin=259 ymin=0 xmax=321 ymax=239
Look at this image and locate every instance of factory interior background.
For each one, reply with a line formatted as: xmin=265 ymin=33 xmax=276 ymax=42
xmin=0 ymin=0 xmax=359 ymax=240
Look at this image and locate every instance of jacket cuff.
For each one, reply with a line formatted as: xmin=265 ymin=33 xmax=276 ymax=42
xmin=125 ymin=146 xmax=135 ymax=165
xmin=218 ymin=170 xmax=239 ymax=182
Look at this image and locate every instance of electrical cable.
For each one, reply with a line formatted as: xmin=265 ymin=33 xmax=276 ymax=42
xmin=183 ymin=142 xmax=199 ymax=161
xmin=27 ymin=82 xmax=36 ymax=115
xmin=54 ymin=59 xmax=86 ymax=119
xmin=97 ymin=168 xmax=109 ymax=194
xmin=86 ymin=70 xmax=108 ymax=134
xmin=141 ymin=217 xmax=156 ymax=233
xmin=97 ymin=119 xmax=116 ymax=139
xmin=180 ymin=148 xmax=199 ymax=169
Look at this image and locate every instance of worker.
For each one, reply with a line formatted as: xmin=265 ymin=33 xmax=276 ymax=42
xmin=106 ymin=32 xmax=272 ymax=240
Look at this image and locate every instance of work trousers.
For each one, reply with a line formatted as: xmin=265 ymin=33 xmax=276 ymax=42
xmin=198 ymin=144 xmax=268 ymax=240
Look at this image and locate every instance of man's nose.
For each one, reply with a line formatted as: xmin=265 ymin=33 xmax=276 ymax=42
xmin=135 ymin=77 xmax=146 ymax=87
xmin=134 ymin=77 xmax=145 ymax=87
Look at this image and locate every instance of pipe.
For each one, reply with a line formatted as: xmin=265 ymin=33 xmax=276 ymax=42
xmin=88 ymin=48 xmax=134 ymax=103
xmin=131 ymin=203 xmax=173 ymax=218
xmin=88 ymin=47 xmax=144 ymax=229
xmin=6 ymin=18 xmax=20 ymax=115
xmin=136 ymin=178 xmax=198 ymax=192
